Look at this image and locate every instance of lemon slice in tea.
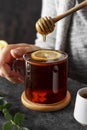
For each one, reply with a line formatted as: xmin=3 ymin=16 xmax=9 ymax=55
xmin=0 ymin=40 xmax=8 ymax=48
xmin=31 ymin=49 xmax=62 ymax=61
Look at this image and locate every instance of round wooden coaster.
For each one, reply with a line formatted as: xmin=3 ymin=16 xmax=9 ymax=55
xmin=21 ymin=91 xmax=71 ymax=112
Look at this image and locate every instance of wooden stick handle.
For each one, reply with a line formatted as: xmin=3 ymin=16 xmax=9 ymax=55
xmin=53 ymin=0 xmax=87 ymax=23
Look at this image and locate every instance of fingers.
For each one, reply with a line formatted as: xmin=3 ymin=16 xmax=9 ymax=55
xmin=0 ymin=63 xmax=24 ymax=83
xmin=6 ymin=72 xmax=24 ymax=84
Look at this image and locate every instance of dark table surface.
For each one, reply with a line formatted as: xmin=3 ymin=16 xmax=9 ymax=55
xmin=0 ymin=77 xmax=87 ymax=130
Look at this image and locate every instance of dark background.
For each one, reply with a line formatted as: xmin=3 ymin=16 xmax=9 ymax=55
xmin=0 ymin=0 xmax=42 ymax=44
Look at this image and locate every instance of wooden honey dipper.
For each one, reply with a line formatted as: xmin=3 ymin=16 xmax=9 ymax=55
xmin=35 ymin=0 xmax=87 ymax=41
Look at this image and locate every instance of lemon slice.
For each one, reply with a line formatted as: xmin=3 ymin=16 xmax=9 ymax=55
xmin=31 ymin=50 xmax=61 ymax=61
xmin=0 ymin=40 xmax=8 ymax=48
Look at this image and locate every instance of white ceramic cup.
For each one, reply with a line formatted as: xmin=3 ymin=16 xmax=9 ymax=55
xmin=74 ymin=87 xmax=87 ymax=126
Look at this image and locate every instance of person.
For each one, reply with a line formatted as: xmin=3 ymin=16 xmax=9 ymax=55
xmin=0 ymin=0 xmax=87 ymax=84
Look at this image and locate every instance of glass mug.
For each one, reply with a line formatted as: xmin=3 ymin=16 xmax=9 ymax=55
xmin=13 ymin=49 xmax=68 ymax=105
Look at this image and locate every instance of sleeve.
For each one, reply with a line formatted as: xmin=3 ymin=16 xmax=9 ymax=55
xmin=35 ymin=0 xmax=57 ymax=49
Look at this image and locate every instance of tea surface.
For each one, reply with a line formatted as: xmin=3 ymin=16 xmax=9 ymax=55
xmin=81 ymin=93 xmax=87 ymax=99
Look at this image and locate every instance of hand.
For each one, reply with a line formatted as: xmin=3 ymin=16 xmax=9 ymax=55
xmin=0 ymin=43 xmax=40 ymax=83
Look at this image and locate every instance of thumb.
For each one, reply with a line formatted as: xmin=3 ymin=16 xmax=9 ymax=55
xmin=10 ymin=47 xmax=33 ymax=58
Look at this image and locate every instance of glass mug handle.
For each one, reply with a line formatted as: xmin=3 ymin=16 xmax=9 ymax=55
xmin=12 ymin=58 xmax=25 ymax=77
xmin=12 ymin=58 xmax=31 ymax=78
